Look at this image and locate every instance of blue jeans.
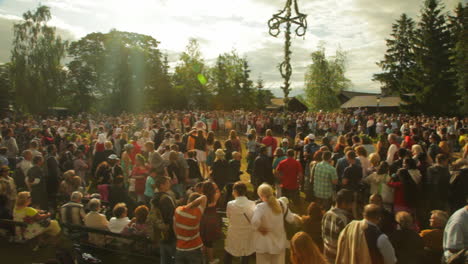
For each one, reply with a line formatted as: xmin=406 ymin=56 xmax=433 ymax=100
xmin=160 ymin=240 xmax=176 ymax=264
xmin=175 ymin=248 xmax=203 ymax=264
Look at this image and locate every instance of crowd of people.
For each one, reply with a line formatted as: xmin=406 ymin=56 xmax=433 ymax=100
xmin=0 ymin=109 xmax=467 ymax=264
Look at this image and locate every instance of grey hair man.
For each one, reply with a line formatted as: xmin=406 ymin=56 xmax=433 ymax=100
xmin=60 ymin=191 xmax=85 ymax=225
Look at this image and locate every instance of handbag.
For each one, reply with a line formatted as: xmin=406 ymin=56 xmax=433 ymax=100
xmin=280 ymin=200 xmax=300 ymax=240
xmin=38 ymin=218 xmax=51 ymax=228
xmin=446 ymin=249 xmax=466 ymax=264
xmin=128 ymin=178 xmax=136 ymax=192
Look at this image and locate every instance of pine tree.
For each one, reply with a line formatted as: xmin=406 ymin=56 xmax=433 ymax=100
xmin=255 ymin=76 xmax=274 ymax=109
xmin=373 ymin=14 xmax=415 ymax=96
xmin=239 ymin=59 xmax=255 ymax=109
xmin=449 ymin=3 xmax=467 ymax=115
xmin=405 ymin=0 xmax=455 ymax=115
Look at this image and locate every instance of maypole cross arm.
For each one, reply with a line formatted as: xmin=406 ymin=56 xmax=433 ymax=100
xmin=268 ymin=0 xmax=307 ymax=37
xmin=267 ymin=0 xmax=307 ymax=104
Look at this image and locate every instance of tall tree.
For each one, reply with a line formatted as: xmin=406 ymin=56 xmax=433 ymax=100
xmin=404 ymin=0 xmax=455 ymax=115
xmin=239 ymin=59 xmax=256 ymax=109
xmin=0 ymin=63 xmax=12 ymax=111
xmin=211 ymin=50 xmax=250 ymax=110
xmin=66 ymin=30 xmax=167 ymax=113
xmin=304 ymin=44 xmax=350 ymax=111
xmin=449 ymin=3 xmax=467 ymax=115
xmin=255 ymin=76 xmax=274 ymax=109
xmin=10 ymin=5 xmax=67 ymax=113
xmin=173 ymin=39 xmax=210 ymax=109
xmin=373 ymin=14 xmax=415 ymax=96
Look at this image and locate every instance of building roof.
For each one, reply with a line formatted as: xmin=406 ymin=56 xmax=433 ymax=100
xmin=340 ymin=95 xmax=403 ymax=108
xmin=267 ymin=97 xmax=308 ymax=111
xmin=340 ymin=91 xmax=378 ymax=99
xmin=270 ymin=98 xmax=286 ymax=107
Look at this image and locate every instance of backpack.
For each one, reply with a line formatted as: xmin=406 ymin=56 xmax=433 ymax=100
xmin=304 ymin=142 xmax=320 ymax=161
xmin=59 ymin=152 xmax=74 ymax=172
xmin=154 ymin=129 xmax=165 ymax=149
xmin=151 ymin=193 xmax=175 ymax=241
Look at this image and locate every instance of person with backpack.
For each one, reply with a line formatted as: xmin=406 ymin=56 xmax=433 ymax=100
xmin=60 ymin=143 xmax=76 ymax=172
xmin=303 ymin=134 xmax=320 ymax=180
xmin=153 ymin=176 xmax=177 ymax=264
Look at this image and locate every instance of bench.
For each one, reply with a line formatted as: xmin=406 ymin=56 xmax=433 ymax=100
xmin=0 ymin=219 xmax=28 ymax=241
xmin=61 ymin=223 xmax=158 ymax=260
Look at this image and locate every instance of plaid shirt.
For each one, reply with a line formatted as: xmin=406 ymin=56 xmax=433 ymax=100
xmin=322 ymin=207 xmax=352 ymax=262
xmin=313 ymin=161 xmax=337 ymax=199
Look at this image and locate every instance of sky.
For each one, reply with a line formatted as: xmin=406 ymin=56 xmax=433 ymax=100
xmin=0 ymin=0 xmax=464 ymax=96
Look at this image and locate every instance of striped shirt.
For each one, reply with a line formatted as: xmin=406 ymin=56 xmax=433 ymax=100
xmin=174 ymin=205 xmax=203 ymax=251
xmin=60 ymin=202 xmax=85 ymax=225
xmin=322 ymin=207 xmax=352 ymax=262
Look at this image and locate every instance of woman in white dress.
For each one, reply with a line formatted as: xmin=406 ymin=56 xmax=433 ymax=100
xmin=251 ymin=184 xmax=301 ymax=264
xmin=224 ymin=181 xmax=256 ymax=264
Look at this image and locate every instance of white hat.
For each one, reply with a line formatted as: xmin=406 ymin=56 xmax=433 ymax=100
xmin=108 ymin=154 xmax=119 ymax=160
xmin=307 ymin=134 xmax=315 ymax=140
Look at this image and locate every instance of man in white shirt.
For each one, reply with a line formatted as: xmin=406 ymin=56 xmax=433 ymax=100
xmin=108 ymin=203 xmax=130 ymax=233
xmin=386 ymin=134 xmax=400 ymax=165
xmin=363 ymin=204 xmax=397 ymax=264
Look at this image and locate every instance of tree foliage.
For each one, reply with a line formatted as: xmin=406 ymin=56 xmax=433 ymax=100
xmin=211 ymin=50 xmax=256 ymax=110
xmin=172 ymin=39 xmax=211 ymax=110
xmin=449 ymin=3 xmax=468 ymax=115
xmin=255 ymin=76 xmax=274 ymax=109
xmin=375 ymin=0 xmax=465 ymax=115
xmin=10 ymin=5 xmax=67 ymax=113
xmin=305 ymin=44 xmax=350 ymax=111
xmin=6 ymin=6 xmax=290 ymax=114
xmin=0 ymin=63 xmax=12 ymax=110
xmin=373 ymin=14 xmax=415 ymax=96
xmin=66 ymin=30 xmax=168 ymax=113
xmin=405 ymin=0 xmax=456 ymax=115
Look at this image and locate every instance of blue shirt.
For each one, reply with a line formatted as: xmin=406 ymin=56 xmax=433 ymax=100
xmin=0 ymin=155 xmax=8 ymax=167
xmin=144 ymin=176 xmax=156 ymax=198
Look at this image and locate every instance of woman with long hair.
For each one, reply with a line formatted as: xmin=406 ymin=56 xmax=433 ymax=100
xmin=355 ymin=146 xmax=370 ymax=177
xmin=194 ymin=130 xmax=208 ymax=178
xmin=290 ymin=232 xmax=328 ymax=264
xmin=333 ymin=135 xmax=347 ymax=154
xmin=376 ymin=133 xmax=390 ymax=162
xmin=130 ymin=154 xmax=149 ymax=202
xmin=200 ymin=181 xmax=222 ymax=264
xmin=301 ymin=202 xmax=324 ymax=251
xmin=211 ymin=149 xmax=230 ymax=191
xmin=120 ymin=143 xmax=134 ymax=187
xmin=167 ymin=150 xmax=184 ymax=198
xmin=251 ymin=183 xmax=301 ymax=264
xmin=228 ymin=130 xmax=242 ymax=155
xmin=205 ymin=131 xmax=216 ymax=170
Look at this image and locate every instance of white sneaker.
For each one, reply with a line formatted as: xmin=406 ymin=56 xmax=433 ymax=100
xmin=209 ymin=259 xmax=220 ymax=264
